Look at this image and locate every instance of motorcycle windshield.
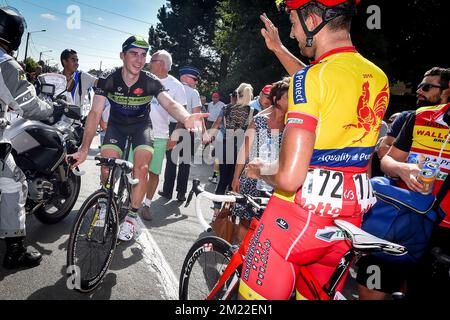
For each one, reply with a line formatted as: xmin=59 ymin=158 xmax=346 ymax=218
xmin=38 ymin=73 xmax=70 ymax=100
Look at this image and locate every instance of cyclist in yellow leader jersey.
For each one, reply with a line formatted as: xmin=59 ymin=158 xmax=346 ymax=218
xmin=241 ymin=0 xmax=390 ymax=300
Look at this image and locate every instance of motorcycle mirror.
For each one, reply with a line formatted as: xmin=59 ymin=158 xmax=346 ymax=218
xmin=40 ymin=83 xmax=56 ymax=97
xmin=55 ymin=89 xmax=68 ymax=100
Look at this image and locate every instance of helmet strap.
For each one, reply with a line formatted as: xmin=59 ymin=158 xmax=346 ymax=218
xmin=297 ymin=3 xmax=356 ymax=48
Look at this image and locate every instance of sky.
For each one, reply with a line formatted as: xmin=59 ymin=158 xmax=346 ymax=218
xmin=6 ymin=0 xmax=166 ymax=71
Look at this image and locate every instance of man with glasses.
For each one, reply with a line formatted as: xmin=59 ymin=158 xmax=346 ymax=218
xmin=158 ymin=66 xmax=203 ymax=202
xmin=140 ymin=50 xmax=187 ymax=220
xmin=377 ymin=67 xmax=450 ymax=160
xmin=357 ymin=67 xmax=450 ymax=299
xmin=249 ymin=84 xmax=272 ymax=112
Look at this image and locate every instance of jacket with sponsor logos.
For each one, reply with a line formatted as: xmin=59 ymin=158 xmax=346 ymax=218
xmin=393 ymin=103 xmax=450 ymax=228
xmin=0 ymin=48 xmax=53 ymax=120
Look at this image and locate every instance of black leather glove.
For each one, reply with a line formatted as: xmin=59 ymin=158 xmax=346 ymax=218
xmin=52 ymin=100 xmax=66 ymax=119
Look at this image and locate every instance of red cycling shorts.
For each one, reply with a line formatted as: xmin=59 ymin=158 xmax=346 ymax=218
xmin=239 ymin=195 xmax=362 ymax=300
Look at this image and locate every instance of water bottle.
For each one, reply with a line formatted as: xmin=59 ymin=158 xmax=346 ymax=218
xmin=256 ymin=137 xmax=274 ymax=192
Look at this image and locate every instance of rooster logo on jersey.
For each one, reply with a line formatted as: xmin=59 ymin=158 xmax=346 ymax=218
xmin=343 ymin=82 xmax=389 ymax=144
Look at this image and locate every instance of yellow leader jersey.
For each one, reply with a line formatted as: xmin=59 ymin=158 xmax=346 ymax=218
xmin=282 ymin=46 xmax=390 ymax=218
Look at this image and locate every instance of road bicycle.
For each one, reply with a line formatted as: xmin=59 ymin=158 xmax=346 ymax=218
xmin=66 ymin=137 xmax=138 ymax=293
xmin=179 ymin=179 xmax=407 ymax=300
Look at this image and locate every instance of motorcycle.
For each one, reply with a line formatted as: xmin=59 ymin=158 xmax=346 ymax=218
xmin=1 ymin=73 xmax=84 ymax=224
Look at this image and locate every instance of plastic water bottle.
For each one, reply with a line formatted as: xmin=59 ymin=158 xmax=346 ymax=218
xmin=256 ymin=137 xmax=275 ymax=192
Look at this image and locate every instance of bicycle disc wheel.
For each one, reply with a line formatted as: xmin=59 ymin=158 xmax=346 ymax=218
xmin=179 ymin=236 xmax=240 ymax=300
xmin=67 ymin=190 xmax=119 ymax=293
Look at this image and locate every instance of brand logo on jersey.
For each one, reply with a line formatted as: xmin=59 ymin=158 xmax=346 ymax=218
xmin=118 ymin=87 xmax=122 ymax=92
xmin=133 ymin=88 xmax=144 ymax=96
xmin=316 ymin=151 xmax=371 ymax=165
xmin=276 ymin=218 xmax=289 ymax=230
xmin=293 ymin=65 xmax=311 ymax=104
xmin=342 ymin=82 xmax=389 ymax=144
xmin=287 ymin=118 xmax=304 ymax=125
xmin=315 ymin=227 xmax=347 ymax=242
xmin=416 ymin=129 xmax=449 ymax=139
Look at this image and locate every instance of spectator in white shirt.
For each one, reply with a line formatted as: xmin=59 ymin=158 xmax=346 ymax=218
xmin=206 ymin=92 xmax=225 ymax=129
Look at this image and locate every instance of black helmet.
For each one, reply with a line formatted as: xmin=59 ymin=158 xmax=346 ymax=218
xmin=0 ymin=6 xmax=26 ymax=51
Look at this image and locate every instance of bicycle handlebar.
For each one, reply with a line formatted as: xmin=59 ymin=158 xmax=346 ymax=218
xmin=66 ymin=156 xmax=85 ymax=176
xmin=94 ymin=156 xmax=139 ymax=185
xmin=185 ymin=179 xmax=270 ymax=232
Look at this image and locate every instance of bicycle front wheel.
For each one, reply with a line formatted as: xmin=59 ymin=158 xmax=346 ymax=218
xmin=67 ymin=189 xmax=119 ymax=293
xmin=179 ymin=236 xmax=240 ymax=300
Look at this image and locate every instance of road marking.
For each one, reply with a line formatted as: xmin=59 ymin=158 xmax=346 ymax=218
xmin=135 ymin=217 xmax=179 ymax=300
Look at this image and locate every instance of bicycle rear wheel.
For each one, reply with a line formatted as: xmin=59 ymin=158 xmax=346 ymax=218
xmin=67 ymin=189 xmax=119 ymax=293
xmin=179 ymin=236 xmax=240 ymax=300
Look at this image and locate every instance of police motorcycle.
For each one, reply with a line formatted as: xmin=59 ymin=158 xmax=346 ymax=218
xmin=1 ymin=73 xmax=85 ymax=224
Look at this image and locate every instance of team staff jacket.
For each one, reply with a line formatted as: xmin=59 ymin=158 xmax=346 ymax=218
xmin=94 ymin=68 xmax=165 ymax=125
xmin=393 ymin=103 xmax=450 ymax=228
xmin=279 ymin=46 xmax=390 ymax=218
xmin=0 ymin=48 xmax=53 ymax=120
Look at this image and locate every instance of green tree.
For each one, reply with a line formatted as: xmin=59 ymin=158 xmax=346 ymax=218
xmin=150 ymin=0 xmax=446 ymax=110
xmin=23 ymin=57 xmax=39 ymax=73
xmin=149 ymin=0 xmax=301 ymax=98
xmin=148 ymin=0 xmax=220 ymax=96
xmin=214 ymin=0 xmax=299 ymax=96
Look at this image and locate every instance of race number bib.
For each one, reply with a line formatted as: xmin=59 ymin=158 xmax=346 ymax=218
xmin=353 ymin=173 xmax=377 ymax=214
xmin=301 ymin=169 xmax=376 ymax=217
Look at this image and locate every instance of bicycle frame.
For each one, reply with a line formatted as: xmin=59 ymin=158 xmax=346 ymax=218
xmin=205 ymin=217 xmax=355 ymax=300
xmin=185 ymin=179 xmax=408 ymax=301
xmin=89 ymin=136 xmax=133 ymax=243
xmin=206 ymin=219 xmax=258 ymax=300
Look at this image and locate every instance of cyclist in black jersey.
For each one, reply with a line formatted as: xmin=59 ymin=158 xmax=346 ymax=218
xmin=68 ymin=36 xmax=208 ymax=241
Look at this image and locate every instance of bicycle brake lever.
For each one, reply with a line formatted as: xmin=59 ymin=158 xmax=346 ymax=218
xmin=72 ymin=167 xmax=85 ymax=176
xmin=126 ymin=173 xmax=139 ymax=185
xmin=185 ymin=190 xmax=194 ymax=207
xmin=66 ymin=156 xmax=85 ymax=176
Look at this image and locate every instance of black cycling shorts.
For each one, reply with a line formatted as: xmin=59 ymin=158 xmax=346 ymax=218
xmin=102 ymin=120 xmax=153 ymax=157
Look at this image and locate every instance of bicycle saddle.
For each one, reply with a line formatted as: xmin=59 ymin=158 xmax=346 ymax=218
xmin=334 ymin=219 xmax=407 ymax=256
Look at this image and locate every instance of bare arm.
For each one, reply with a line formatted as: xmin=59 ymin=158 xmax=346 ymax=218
xmin=260 ymin=13 xmax=306 ymax=75
xmin=247 ymin=126 xmax=315 ymax=193
xmin=157 ymin=91 xmax=190 ymax=122
xmin=380 ymin=146 xmax=422 ymax=192
xmin=80 ymin=95 xmax=105 ymax=153
xmin=232 ymin=121 xmax=256 ymax=191
xmin=377 ymin=135 xmax=395 ymax=159
xmin=157 ymin=91 xmax=207 ymax=132
xmin=208 ymin=115 xmax=223 ymax=140
xmin=68 ymin=94 xmax=105 ymax=167
xmin=172 ymin=104 xmax=201 ymax=135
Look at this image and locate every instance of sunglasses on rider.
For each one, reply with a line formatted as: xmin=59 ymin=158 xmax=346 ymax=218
xmin=417 ymin=82 xmax=449 ymax=92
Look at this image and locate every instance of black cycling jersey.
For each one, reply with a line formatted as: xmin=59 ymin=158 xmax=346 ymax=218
xmin=94 ymin=67 xmax=165 ymax=125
